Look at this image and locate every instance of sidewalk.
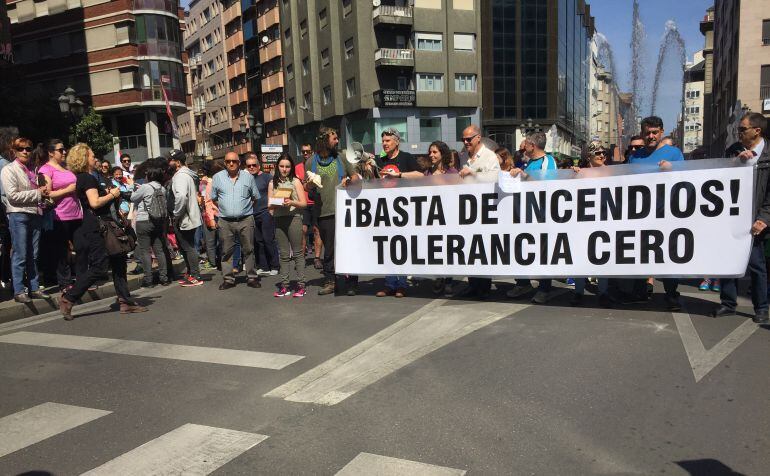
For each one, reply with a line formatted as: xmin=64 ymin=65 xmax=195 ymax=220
xmin=0 ymin=259 xmax=188 ymax=324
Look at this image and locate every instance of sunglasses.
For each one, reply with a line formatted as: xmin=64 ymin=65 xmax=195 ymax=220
xmin=224 ymin=160 xmax=239 ymax=164
xmin=738 ymin=126 xmax=757 ymax=133
xmin=593 ymin=151 xmax=606 ymax=156
xmin=301 ymin=150 xmax=313 ymax=155
xmin=121 ymin=159 xmax=131 ymax=163
xmin=461 ymin=134 xmax=478 ymax=143
xmin=15 ymin=147 xmax=32 ymax=153
xmin=53 ymin=148 xmax=66 ymax=154
xmin=246 ymin=163 xmax=259 ymax=168
xmin=629 ymin=145 xmax=642 ymax=150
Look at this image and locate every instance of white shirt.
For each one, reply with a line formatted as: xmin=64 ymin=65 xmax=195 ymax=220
xmin=464 ymin=145 xmax=501 ymax=174
xmin=750 ymin=138 xmax=766 ymax=165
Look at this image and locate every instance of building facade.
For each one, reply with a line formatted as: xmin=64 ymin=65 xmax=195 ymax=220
xmin=481 ymin=0 xmax=593 ymax=158
xmin=699 ymin=6 xmax=714 ymax=157
xmin=280 ymin=0 xmax=482 ymax=156
xmin=711 ymin=0 xmax=770 ymax=155
xmin=7 ymin=0 xmax=188 ymax=161
xmin=589 ymin=34 xmax=620 ymax=160
xmin=680 ymin=50 xmax=705 ymax=156
xmin=178 ymin=0 xmax=229 ymax=159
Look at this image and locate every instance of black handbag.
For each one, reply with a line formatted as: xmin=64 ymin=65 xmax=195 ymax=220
xmin=98 ymin=215 xmax=137 ymax=256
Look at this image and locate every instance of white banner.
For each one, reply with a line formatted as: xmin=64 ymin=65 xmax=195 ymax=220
xmin=335 ymin=159 xmax=755 ymax=278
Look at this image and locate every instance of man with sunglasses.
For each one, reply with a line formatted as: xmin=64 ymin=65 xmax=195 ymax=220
xmin=245 ymin=152 xmax=279 ymax=276
xmin=0 ymin=137 xmax=51 ymax=303
xmin=118 ymin=153 xmax=135 ymax=180
xmin=622 ymin=135 xmax=645 ymax=163
xmin=713 ymin=112 xmax=770 ymax=324
xmin=211 ymin=151 xmax=261 ymax=290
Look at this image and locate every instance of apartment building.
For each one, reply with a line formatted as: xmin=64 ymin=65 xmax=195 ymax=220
xmin=280 ymin=0 xmax=482 ymax=155
xmin=481 ymin=0 xmax=593 ymax=157
xmin=6 ymin=0 xmax=188 ymax=160
xmin=711 ymin=0 xmax=770 ymax=155
xmin=178 ymin=0 xmax=229 ymax=159
xmin=699 ymin=6 xmax=714 ymax=156
xmin=681 ymin=50 xmax=705 ymax=155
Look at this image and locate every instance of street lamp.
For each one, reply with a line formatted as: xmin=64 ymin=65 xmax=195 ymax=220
xmin=240 ymin=113 xmax=263 ymax=154
xmin=58 ymin=86 xmax=85 ymax=117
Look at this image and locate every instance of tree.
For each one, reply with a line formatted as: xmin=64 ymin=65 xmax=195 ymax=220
xmin=71 ymin=107 xmax=113 ymax=158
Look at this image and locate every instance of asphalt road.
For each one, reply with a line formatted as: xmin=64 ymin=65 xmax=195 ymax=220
xmin=0 ymin=269 xmax=767 ymax=475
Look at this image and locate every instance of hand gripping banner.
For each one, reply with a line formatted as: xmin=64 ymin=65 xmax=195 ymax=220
xmin=335 ymin=159 xmax=755 ymax=278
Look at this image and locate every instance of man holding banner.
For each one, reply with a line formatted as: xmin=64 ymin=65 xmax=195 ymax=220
xmin=713 ymin=112 xmax=770 ymax=324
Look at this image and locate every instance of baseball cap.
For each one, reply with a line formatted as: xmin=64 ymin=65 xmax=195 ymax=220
xmin=167 ymin=149 xmax=185 ymax=162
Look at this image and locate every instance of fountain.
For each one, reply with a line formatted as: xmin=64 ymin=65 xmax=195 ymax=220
xmin=650 ymin=20 xmax=687 ymax=116
xmin=595 ymin=32 xmax=617 ymax=79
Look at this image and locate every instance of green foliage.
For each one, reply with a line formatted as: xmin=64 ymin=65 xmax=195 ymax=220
xmin=71 ymin=108 xmax=113 ymax=158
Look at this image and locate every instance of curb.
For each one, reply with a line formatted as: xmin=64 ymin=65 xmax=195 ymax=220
xmin=0 ymin=259 xmax=189 ymax=324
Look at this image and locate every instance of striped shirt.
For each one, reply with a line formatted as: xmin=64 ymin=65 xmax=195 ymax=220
xmin=211 ymin=169 xmax=260 ymax=218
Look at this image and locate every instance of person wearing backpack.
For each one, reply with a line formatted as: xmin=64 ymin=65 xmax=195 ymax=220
xmin=130 ymin=162 xmax=170 ymax=288
xmin=168 ymin=149 xmax=203 ymax=287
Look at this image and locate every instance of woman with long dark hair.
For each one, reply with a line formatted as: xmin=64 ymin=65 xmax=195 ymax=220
xmin=38 ymin=139 xmax=82 ymax=290
xmin=268 ymin=153 xmax=307 ymax=297
xmin=425 ymin=141 xmax=458 ymax=176
xmin=130 ymin=162 xmax=170 ymax=288
xmin=58 ymin=144 xmax=146 ymax=320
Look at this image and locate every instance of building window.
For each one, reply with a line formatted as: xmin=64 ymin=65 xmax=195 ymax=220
xmin=454 ymin=73 xmax=477 ymax=92
xmin=686 ymin=106 xmax=700 ymax=115
xmin=346 ymin=78 xmax=357 ymax=98
xmin=288 ymin=97 xmax=296 ymax=114
xmin=763 ymin=20 xmax=770 ymax=45
xmin=319 ymin=8 xmax=328 ymax=29
xmin=286 ymin=63 xmax=294 ymax=80
xmin=300 ymin=19 xmax=308 ymax=38
xmin=456 ymin=116 xmax=471 ymax=140
xmin=453 ymin=33 xmax=475 ymax=51
xmin=420 ymin=118 xmax=442 ymax=142
xmin=321 ymin=48 xmax=330 ymax=68
xmin=397 ymin=76 xmax=409 ymax=91
xmin=303 ymin=92 xmax=311 ymax=109
xmin=416 ymin=73 xmax=443 ymax=92
xmin=302 ymin=57 xmax=309 ymax=76
xmin=343 ymin=0 xmax=352 ymax=16
xmin=323 ymin=86 xmax=331 ymax=105
xmin=686 ymin=90 xmax=701 ymax=99
xmin=344 ymin=38 xmax=354 ymax=59
xmin=284 ymin=28 xmax=291 ymax=46
xmin=762 ymin=65 xmax=770 ymax=105
xmin=415 ymin=32 xmax=442 ymax=51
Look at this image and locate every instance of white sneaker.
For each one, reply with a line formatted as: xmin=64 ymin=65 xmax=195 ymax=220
xmin=268 ymin=269 xmax=278 ymax=276
xmin=257 ymin=269 xmax=270 ymax=276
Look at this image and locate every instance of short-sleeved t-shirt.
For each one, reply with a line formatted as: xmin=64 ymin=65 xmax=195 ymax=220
xmin=76 ymin=173 xmax=111 ymax=233
xmin=294 ymin=161 xmax=314 ymax=205
xmin=39 ymin=163 xmax=82 ymax=221
xmin=629 ymin=145 xmax=684 ymax=165
xmin=306 ymin=155 xmax=356 ymax=218
xmin=375 ymin=151 xmax=418 ymax=176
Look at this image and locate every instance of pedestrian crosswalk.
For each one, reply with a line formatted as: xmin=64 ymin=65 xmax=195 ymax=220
xmin=0 ymin=403 xmax=465 ymax=475
xmin=0 ymin=331 xmax=304 ymax=369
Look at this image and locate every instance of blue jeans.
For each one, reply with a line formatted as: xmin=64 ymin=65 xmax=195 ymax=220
xmin=385 ymin=275 xmax=407 ymax=290
xmin=720 ymin=239 xmax=767 ymax=313
xmin=8 ymin=212 xmax=42 ymax=295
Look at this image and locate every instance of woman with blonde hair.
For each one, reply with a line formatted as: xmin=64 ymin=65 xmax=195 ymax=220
xmin=58 ymin=143 xmax=146 ymax=320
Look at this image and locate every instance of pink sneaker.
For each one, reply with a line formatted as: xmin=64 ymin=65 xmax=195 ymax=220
xmin=292 ymin=286 xmax=306 ymax=298
xmin=274 ymin=286 xmax=291 ymax=298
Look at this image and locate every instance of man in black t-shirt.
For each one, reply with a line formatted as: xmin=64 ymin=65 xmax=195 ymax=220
xmin=374 ymin=128 xmax=422 ymax=298
xmin=375 ymin=128 xmax=422 ymax=180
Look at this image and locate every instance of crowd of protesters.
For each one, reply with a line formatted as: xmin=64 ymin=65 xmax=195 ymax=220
xmin=0 ymin=111 xmax=767 ymax=324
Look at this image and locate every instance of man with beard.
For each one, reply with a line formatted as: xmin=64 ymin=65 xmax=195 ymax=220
xmin=304 ymin=127 xmax=359 ymax=295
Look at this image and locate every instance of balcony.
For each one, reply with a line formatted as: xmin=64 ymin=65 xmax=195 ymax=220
xmin=133 ymin=0 xmax=177 ymax=15
xmin=263 ymin=103 xmax=285 ymax=123
xmin=259 ymin=40 xmax=282 ymax=63
xmin=257 ymin=5 xmax=280 ymax=32
xmin=223 ymin=1 xmax=241 ymax=25
xmin=188 ymin=54 xmax=202 ymax=68
xmin=227 ymin=58 xmax=246 ymax=79
xmin=374 ymin=48 xmax=414 ymax=68
xmin=225 ymin=30 xmax=243 ymax=52
xmin=229 ymin=87 xmax=248 ymax=106
xmin=193 ymin=103 xmax=205 ymax=114
xmin=373 ymin=5 xmax=413 ymax=27
xmin=261 ymin=71 xmax=284 ymax=93
xmin=374 ymin=89 xmax=416 ymax=107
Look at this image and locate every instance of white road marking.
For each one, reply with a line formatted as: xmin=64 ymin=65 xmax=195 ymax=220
xmin=336 ymin=452 xmax=466 ymax=476
xmin=0 ymin=331 xmax=303 ymax=369
xmin=81 ymin=423 xmax=267 ymax=476
xmin=266 ymin=299 xmax=525 ymax=405
xmin=673 ymin=312 xmax=760 ymax=382
xmin=0 ymin=402 xmax=111 ymax=458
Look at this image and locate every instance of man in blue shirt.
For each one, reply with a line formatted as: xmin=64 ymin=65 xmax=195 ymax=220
xmin=628 ymin=115 xmax=685 ymax=166
xmin=211 ymin=151 xmax=261 ymax=290
xmin=629 ymin=116 xmax=684 ymax=311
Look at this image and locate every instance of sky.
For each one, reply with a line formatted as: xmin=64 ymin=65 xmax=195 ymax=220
xmin=588 ymin=0 xmax=714 ymax=133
